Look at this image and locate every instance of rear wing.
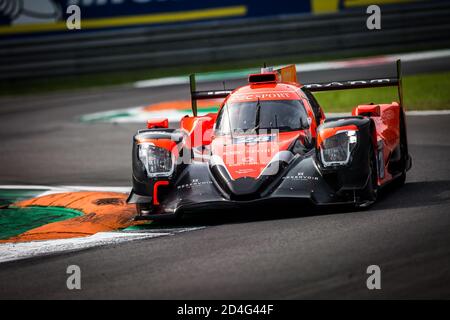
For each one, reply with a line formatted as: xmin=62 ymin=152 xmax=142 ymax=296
xmin=304 ymin=60 xmax=404 ymax=108
xmin=189 ymin=60 xmax=403 ymax=116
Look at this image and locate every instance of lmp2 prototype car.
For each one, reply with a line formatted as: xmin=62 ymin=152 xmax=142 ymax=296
xmin=127 ymin=61 xmax=412 ymax=220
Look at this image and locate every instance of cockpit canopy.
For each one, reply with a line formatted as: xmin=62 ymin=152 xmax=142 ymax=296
xmin=215 ymin=99 xmax=309 ymax=135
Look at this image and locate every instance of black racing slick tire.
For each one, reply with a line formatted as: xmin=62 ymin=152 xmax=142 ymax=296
xmin=356 ymin=144 xmax=378 ymax=208
xmin=391 ymin=109 xmax=409 ymax=188
xmin=395 ymin=171 xmax=407 ymax=188
xmin=135 ymin=203 xmax=181 ymax=222
xmin=395 ymin=122 xmax=409 ymax=187
xmin=136 ymin=203 xmax=153 ymax=217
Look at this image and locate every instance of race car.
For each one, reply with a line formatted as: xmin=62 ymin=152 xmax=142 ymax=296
xmin=127 ymin=61 xmax=412 ymax=220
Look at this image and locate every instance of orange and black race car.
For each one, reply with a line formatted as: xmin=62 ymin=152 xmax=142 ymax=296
xmin=127 ymin=62 xmax=412 ymax=220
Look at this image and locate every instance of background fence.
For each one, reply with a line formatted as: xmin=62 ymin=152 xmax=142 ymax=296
xmin=1 ymin=1 xmax=450 ymax=80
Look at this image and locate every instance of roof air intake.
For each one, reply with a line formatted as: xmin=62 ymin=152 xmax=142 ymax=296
xmin=248 ymin=73 xmax=278 ymax=84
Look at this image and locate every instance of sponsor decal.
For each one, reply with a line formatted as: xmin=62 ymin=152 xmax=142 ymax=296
xmin=203 ymin=90 xmax=232 ymax=97
xmin=177 ymin=179 xmax=213 ymax=190
xmin=232 ymin=134 xmax=276 ymax=144
xmin=283 ymin=172 xmax=319 ymax=181
xmin=229 ymin=91 xmax=297 ymax=102
xmin=305 ymin=79 xmax=393 ymax=89
xmin=235 ymin=168 xmax=256 ymax=175
xmin=222 ymin=148 xmax=277 ymax=156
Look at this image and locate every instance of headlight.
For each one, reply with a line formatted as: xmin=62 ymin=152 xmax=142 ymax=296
xmin=320 ymin=130 xmax=357 ymax=167
xmin=138 ymin=143 xmax=174 ymax=177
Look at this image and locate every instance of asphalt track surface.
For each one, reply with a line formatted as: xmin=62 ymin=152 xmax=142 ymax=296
xmin=0 ymin=57 xmax=449 ymax=299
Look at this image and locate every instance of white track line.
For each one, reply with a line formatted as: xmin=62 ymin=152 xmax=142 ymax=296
xmin=0 ymin=185 xmax=62 ymax=190
xmin=0 ymin=232 xmax=169 ymax=263
xmin=0 ymin=228 xmax=205 ymax=264
xmin=134 ymin=76 xmax=187 ymax=88
xmin=405 ymin=110 xmax=450 ymax=116
xmin=0 ymin=185 xmax=130 ymax=194
xmin=393 ymin=49 xmax=450 ymax=63
xmin=80 ymin=107 xmax=450 ymax=124
xmin=327 ymin=110 xmax=450 ymax=117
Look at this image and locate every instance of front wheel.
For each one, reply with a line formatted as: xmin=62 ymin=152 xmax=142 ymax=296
xmin=135 ymin=203 xmax=181 ymax=222
xmin=136 ymin=203 xmax=153 ymax=217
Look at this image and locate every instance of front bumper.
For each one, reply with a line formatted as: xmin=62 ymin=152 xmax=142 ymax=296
xmin=130 ymin=156 xmax=372 ymax=220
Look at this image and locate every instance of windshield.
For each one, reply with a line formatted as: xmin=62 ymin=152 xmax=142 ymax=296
xmin=215 ymin=100 xmax=309 ymax=135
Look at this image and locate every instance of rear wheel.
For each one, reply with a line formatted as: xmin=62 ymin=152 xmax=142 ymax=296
xmin=395 ymin=170 xmax=407 ymax=187
xmin=356 ymin=144 xmax=378 ymax=208
xmin=396 ymin=128 xmax=408 ymax=187
xmin=394 ymin=110 xmax=409 ymax=187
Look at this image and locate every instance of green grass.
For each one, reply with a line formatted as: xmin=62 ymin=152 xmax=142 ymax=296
xmin=314 ymin=71 xmax=450 ymax=112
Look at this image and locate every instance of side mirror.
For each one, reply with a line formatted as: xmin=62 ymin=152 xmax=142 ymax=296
xmin=300 ymin=117 xmax=311 ymax=129
xmin=147 ymin=118 xmax=169 ymax=129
